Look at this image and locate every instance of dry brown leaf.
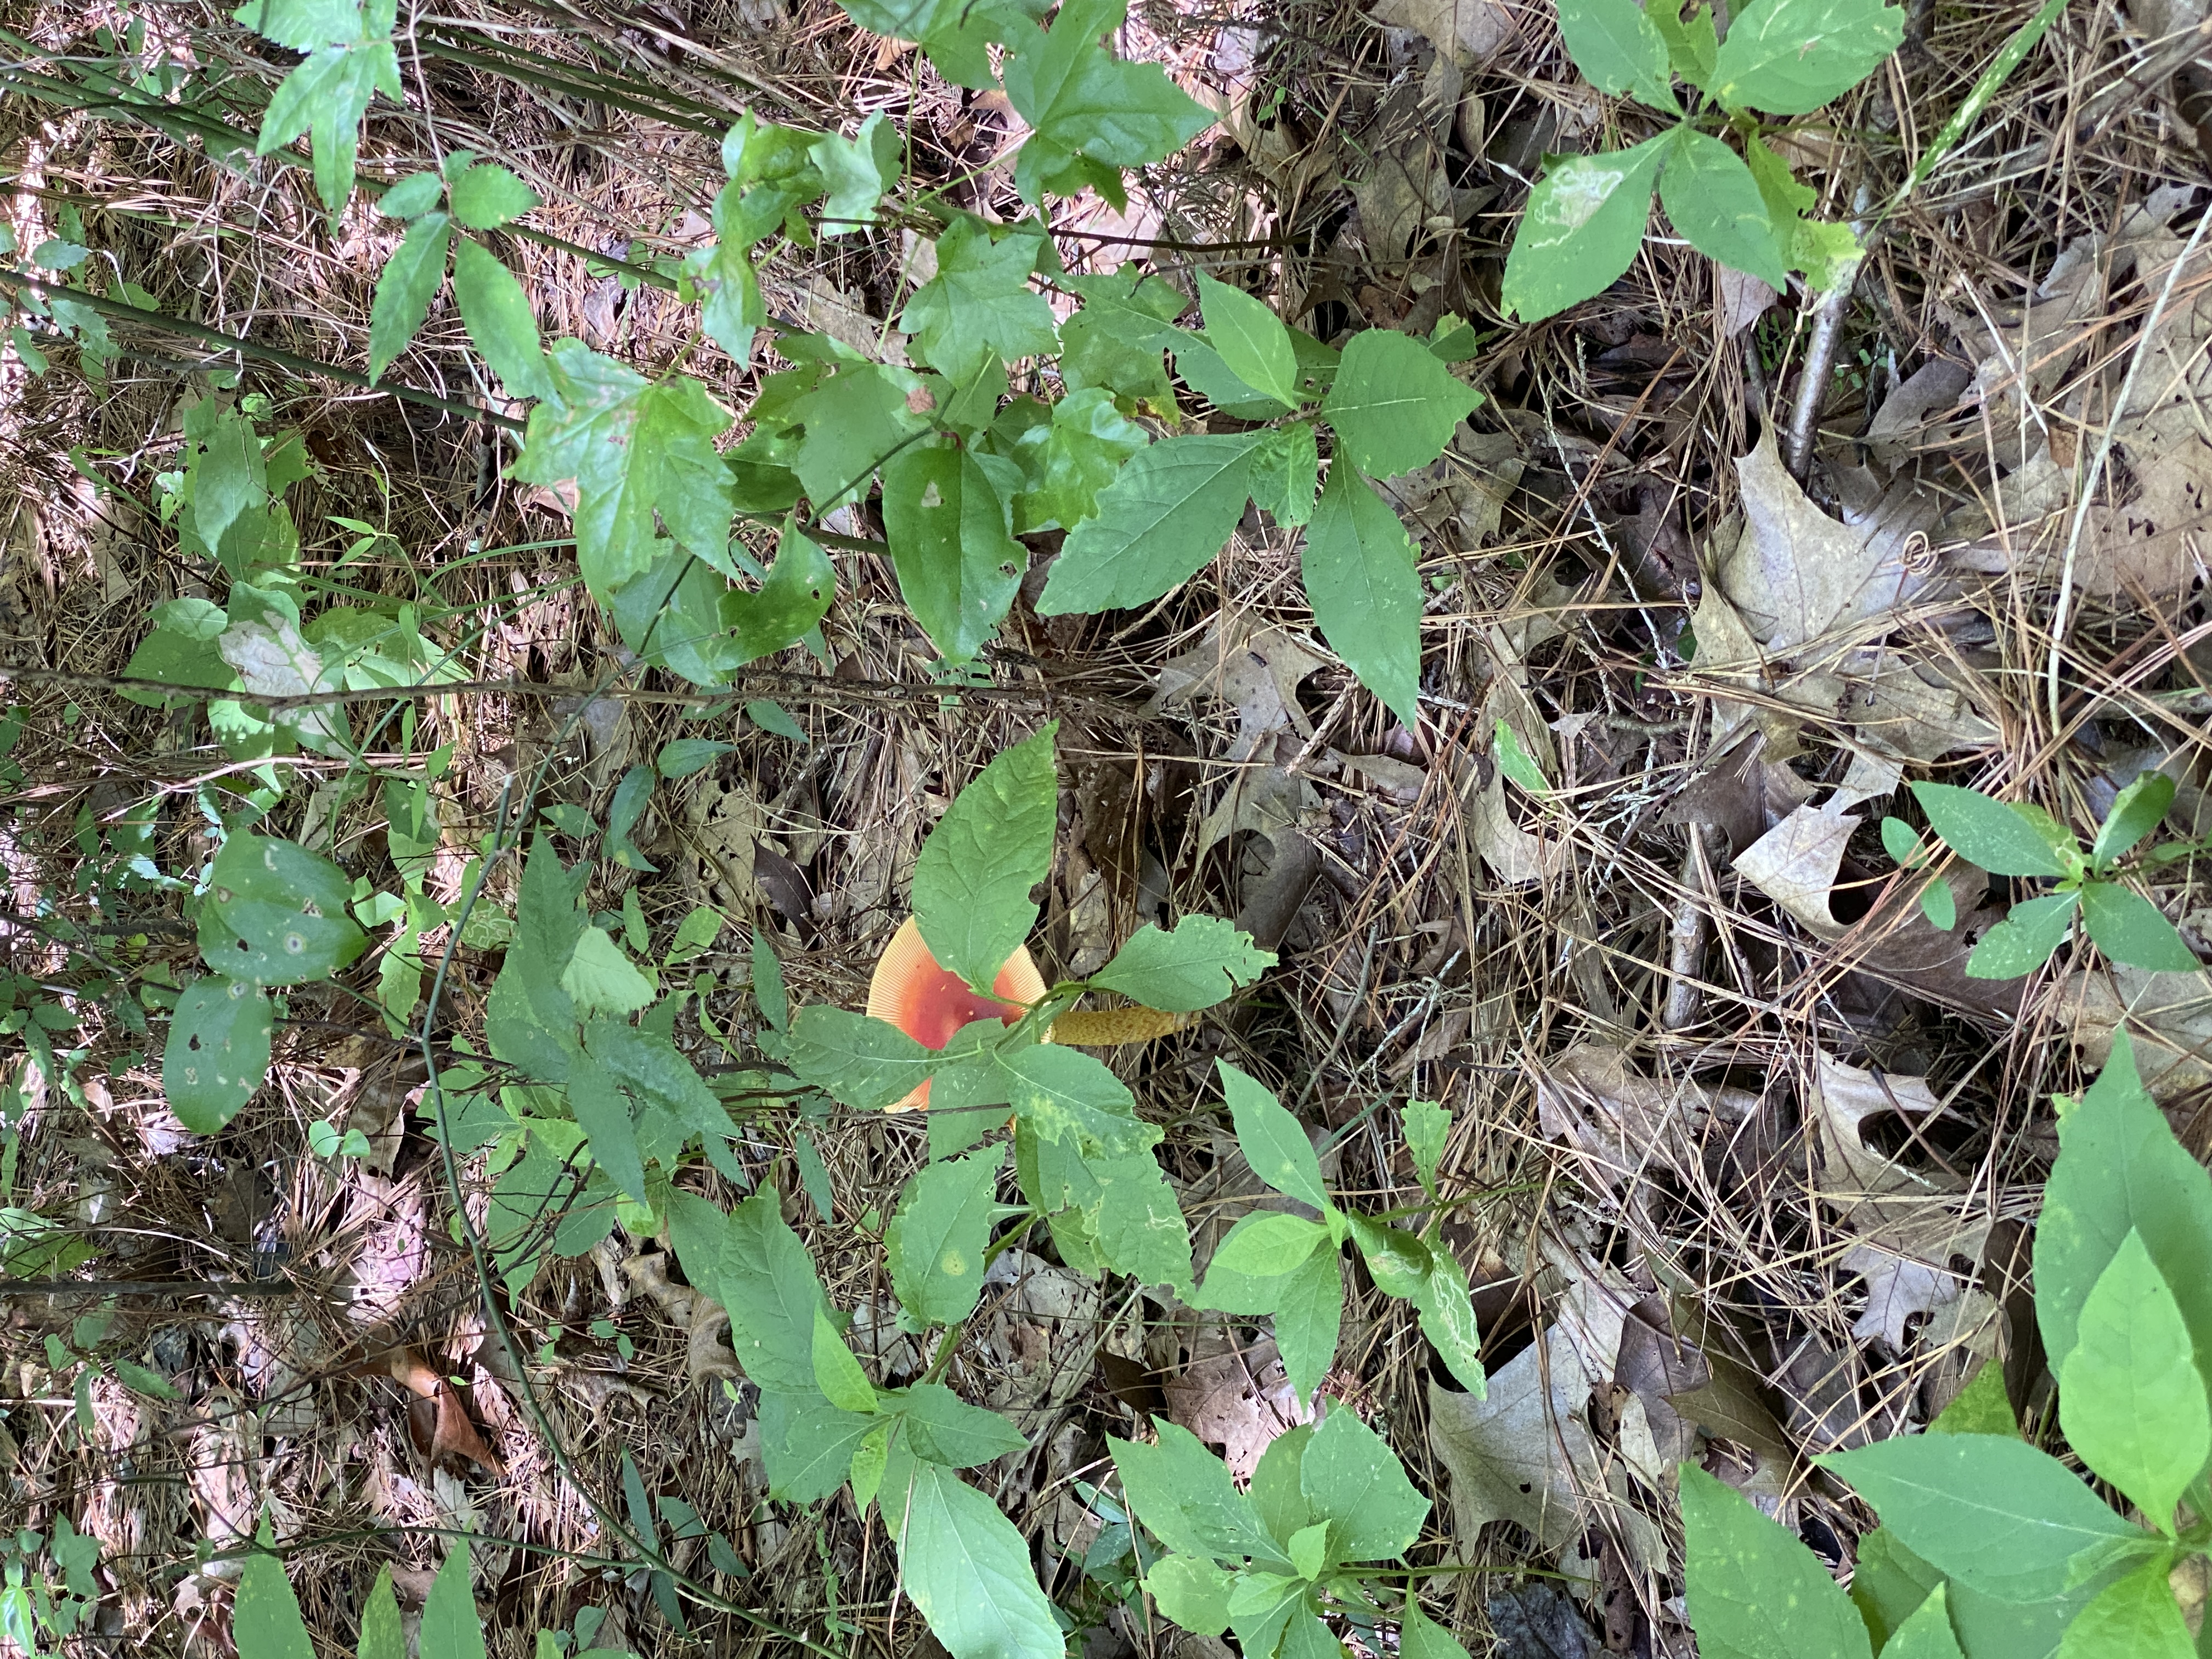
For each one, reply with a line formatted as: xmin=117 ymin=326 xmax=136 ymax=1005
xmin=383 ymin=1348 xmax=506 ymax=1474
xmin=1534 ymin=1043 xmax=1758 ymax=1193
xmin=2062 ymin=961 xmax=2212 ymax=1099
xmin=2081 ymin=436 xmax=2212 ymax=596
xmin=1146 ymin=617 xmax=1328 ymax=762
xmin=1161 ymin=1321 xmax=1313 ymax=1481
xmin=1367 ymin=0 xmax=1515 ymax=67
xmin=1734 ymin=804 xmax=1857 ymax=939
xmin=1717 ymin=267 xmax=1777 ymax=337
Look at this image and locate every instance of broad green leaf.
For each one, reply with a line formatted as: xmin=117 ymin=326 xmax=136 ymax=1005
xmin=885 ymin=1146 xmax=1003 ymax=1329
xmin=120 ymin=608 xmax=240 ymax=704
xmin=420 ymin=1545 xmax=487 ymax=1659
xmin=359 ymin=1565 xmax=403 ymax=1659
xmin=987 ymin=1042 xmax=1156 ymax=1156
xmin=447 ymin=162 xmax=537 ymax=229
xmin=665 ymin=1188 xmax=830 ymax=1395
xmin=1403 ymin=1099 xmax=1449 ymax=1192
xmin=1280 ymin=1610 xmax=1341 ymax=1659
xmin=1965 ymin=891 xmax=2078 ymax=979
xmin=1210 ymin=1211 xmax=1329 ymax=1277
xmin=879 ymin=1450 xmax=1064 ymax=1659
xmin=901 ymin=219 xmax=1056 ymax=380
xmin=852 ymin=1421 xmax=891 ymax=1512
xmin=165 ymin=977 xmax=274 ymax=1133
xmin=1400 ymin=1600 xmax=1473 ymax=1659
xmin=1175 ymin=334 xmax=1296 ymax=419
xmin=1816 ymin=1434 xmax=2152 ymax=1603
xmin=1108 ymin=1418 xmax=1282 ymax=1562
xmin=2057 ymin=1229 xmax=2208 ymax=1532
xmin=724 ymin=524 xmax=836 ymax=666
xmin=1557 ymin=0 xmax=1679 ymax=110
xmin=218 ymin=583 xmax=349 ymax=752
xmin=1146 ymin=1555 xmax=1235 ymax=1635
xmin=811 ymin=112 xmax=898 ymax=235
xmin=1912 ymin=783 xmax=2075 ymax=876
xmin=1035 ymin=433 xmax=1263 ymax=613
xmin=913 ymin=724 xmax=1059 ymax=994
xmin=1000 ymin=387 xmax=1147 ymax=533
xmin=1086 ymin=1148 xmax=1194 ymax=1291
xmin=658 ymin=738 xmax=736 ymax=778
xmin=759 ymin=1388 xmax=874 ymax=1500
xmin=1930 ymin=1359 xmax=2017 ymax=1436
xmin=2080 ymin=882 xmax=2198 ymax=972
xmin=1290 ymin=1523 xmax=1331 ymax=1585
xmin=2094 ymin=771 xmax=2176 ymax=866
xmin=367 ymin=212 xmax=450 ymax=384
xmin=1680 ymin=1463 xmax=1871 ymax=1659
xmin=1274 ymin=1244 xmax=1344 ymax=1400
xmin=451 ymin=236 xmax=554 ymax=402
xmin=1059 ymin=266 xmax=1186 ymax=409
xmin=883 ymin=445 xmax=1026 ymax=665
xmin=1494 ymin=720 xmax=1548 ymax=792
xmin=257 ymin=41 xmax=402 ymax=213
xmin=2039 ymin=1032 xmax=2212 ymax=1393
xmin=892 ymin=1381 xmax=1030 ymax=1467
xmin=1320 ymin=330 xmax=1483 ymax=479
xmin=1197 ymin=273 xmax=1299 ymax=408
xmin=1851 ymin=1526 xmax=2101 ymax=1659
xmin=785 ymin=1005 xmax=938 ymax=1110
xmin=376 ymin=169 xmax=442 ymax=217
xmin=234 ymin=0 xmax=371 ymax=53
xmin=1251 ymin=1425 xmax=1315 ymax=1544
xmin=204 ymin=834 xmax=367 ymax=985
xmin=1921 ymin=879 xmax=1957 ymax=931
xmin=787 ymin=359 xmax=935 ymax=511
xmin=233 ymin=1555 xmax=312 ymax=1659
xmin=1089 ymin=916 xmax=1275 ymax=1011
xmin=565 ymin=1049 xmax=644 ymax=1202
xmin=560 ymin=928 xmax=654 ymax=1016
xmin=1742 ymin=133 xmax=1863 ymax=289
xmin=1883 ymin=1587 xmax=1967 ymax=1659
xmin=792 ymin=1127 xmax=833 ymax=1218
xmin=1709 ymin=0 xmax=1904 ymax=115
xmin=813 ymin=1304 xmax=878 ymax=1413
xmin=1218 ymin=1060 xmax=1329 ymax=1210
xmin=589 ymin=1017 xmax=726 ymax=1144
xmin=1408 ymin=1243 xmax=1486 ymax=1395
xmin=1659 ymin=129 xmax=1786 ymax=289
xmin=1227 ymin=1568 xmax=1307 ymax=1657
xmin=2052 ymin=1561 xmax=2193 ymax=1659
xmin=1500 ymin=133 xmax=1668 ymax=322
xmin=1001 ymin=0 xmax=1213 ymax=194
xmin=1650 ymin=0 xmax=1719 ymax=86
xmin=1302 ymin=463 xmax=1423 ymax=730
xmin=1299 ymin=1405 xmax=1429 ymax=1560
xmin=1250 ymin=420 xmax=1321 ymax=527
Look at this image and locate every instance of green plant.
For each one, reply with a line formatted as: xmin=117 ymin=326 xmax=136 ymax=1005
xmin=1891 ymin=774 xmax=2201 ymax=979
xmin=1501 ymin=0 xmax=1903 ymax=321
xmin=1683 ymin=1031 xmax=2212 ymax=1658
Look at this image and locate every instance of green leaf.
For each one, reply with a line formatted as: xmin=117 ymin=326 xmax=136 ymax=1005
xmin=901 ymin=219 xmax=1057 ymax=380
xmin=376 ymin=169 xmax=443 ymax=217
xmin=1210 ymin=1211 xmax=1329 ymax=1278
xmin=565 ymin=1049 xmax=644 ymax=1202
xmin=235 ymin=0 xmax=371 ymax=52
xmin=1218 ymin=1060 xmax=1329 ymax=1210
xmin=1403 ymin=1100 xmax=1449 ymax=1192
xmin=2052 ymin=1560 xmax=2193 ymax=1659
xmin=1494 ymin=720 xmax=1548 ymax=792
xmin=1086 ymin=1148 xmax=1195 ymax=1294
xmin=1320 ymin=329 xmax=1483 ymax=479
xmin=658 ymin=737 xmax=736 ymax=778
xmin=2039 ymin=1033 xmax=2212 ymax=1393
xmin=1145 ymin=1555 xmax=1235 ymax=1635
xmin=1303 ymin=463 xmax=1424 ymax=730
xmin=786 ymin=1005 xmax=939 ymax=1110
xmin=1250 ymin=421 xmax=1321 ymax=527
xmin=1659 ymin=129 xmax=1787 ymax=289
xmin=2081 ymin=882 xmax=2198 ymax=972
xmin=2094 ymin=772 xmax=2176 ymax=866
xmin=451 ymin=236 xmax=554 ymax=402
xmin=1556 ymin=0 xmax=1679 ymax=110
xmin=1005 ymin=387 xmax=1150 ymax=533
xmin=1286 ymin=1520 xmax=1330 ymax=1581
xmin=120 ymin=608 xmax=240 ymax=705
xmin=759 ymin=1388 xmax=874 ymax=1500
xmin=1881 ymin=1586 xmax=1967 ymax=1659
xmin=234 ymin=1555 xmax=312 ymax=1659
xmin=1299 ymin=1405 xmax=1429 ymax=1560
xmin=788 ymin=361 xmax=936 ymax=511
xmin=164 ymin=976 xmax=274 ymax=1133
xmin=420 ymin=1545 xmax=487 ymax=1659
xmin=257 ymin=41 xmax=402 ymax=213
xmin=1921 ymin=879 xmax=1957 ymax=931
xmin=1650 ymin=0 xmax=1719 ymax=86
xmin=368 ymin=212 xmax=450 ymax=385
xmin=448 ymin=162 xmax=537 ymax=229
xmin=666 ymin=1188 xmax=831 ymax=1395
xmin=1680 ymin=1463 xmax=1872 ymax=1659
xmin=812 ymin=1304 xmax=878 ymax=1413
xmin=991 ymin=1043 xmax=1156 ymax=1156
xmin=879 ymin=1450 xmax=1065 ymax=1659
xmin=1059 ymin=266 xmax=1186 ymax=410
xmin=1816 ymin=1434 xmax=2152 ymax=1602
xmin=1227 ymin=1570 xmax=1307 ymax=1657
xmin=203 ymin=834 xmax=368 ymax=985
xmin=511 ymin=341 xmax=736 ymax=597
xmin=1109 ymin=1417 xmax=1282 ymax=1562
xmin=913 ymin=724 xmax=1059 ymax=994
xmin=883 ymin=445 xmax=1026 ymax=665
xmin=560 ymin=928 xmax=654 ymax=1017
xmin=892 ymin=1381 xmax=1030 ymax=1467
xmin=811 ymin=112 xmax=898 ymax=235
xmin=1709 ymin=0 xmax=1904 ymax=115
xmin=359 ymin=1565 xmax=404 ymax=1659
xmin=885 ymin=1146 xmax=1003 ymax=1329
xmin=1911 ymin=783 xmax=2075 ymax=876
xmin=1500 ymin=133 xmax=1668 ymax=323
xmin=1088 ymin=916 xmax=1274 ymax=1012
xmin=2057 ymin=1229 xmax=2208 ymax=1532
xmin=1273 ymin=1245 xmax=1344 ymax=1400
xmin=1035 ymin=433 xmax=1263 ymax=613
xmin=1930 ymin=1359 xmax=2017 ymax=1436
xmin=1001 ymin=0 xmax=1213 ymax=197
xmin=1251 ymin=1424 xmax=1316 ymax=1544
xmin=1197 ymin=273 xmax=1300 ymax=409
xmin=1407 ymin=1242 xmax=1487 ymax=1395
xmin=1400 ymin=1599 xmax=1474 ymax=1659
xmin=1851 ymin=1526 xmax=2098 ymax=1659
xmin=1965 ymin=891 xmax=2078 ymax=979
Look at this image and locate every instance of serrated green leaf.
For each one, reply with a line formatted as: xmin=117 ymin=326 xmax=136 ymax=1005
xmin=1058 ymin=266 xmax=1186 ymax=409
xmin=1965 ymin=890 xmax=2077 ymax=979
xmin=1109 ymin=1417 xmax=1282 ymax=1562
xmin=1402 ymin=1099 xmax=1449 ymax=1192
xmin=565 ymin=1048 xmax=644 ymax=1202
xmin=2057 ymin=1229 xmax=2208 ymax=1532
xmin=217 ymin=583 xmax=349 ymax=752
xmin=759 ymin=1387 xmax=874 ymax=1500
xmin=2094 ymin=771 xmax=2176 ymax=867
xmin=983 ymin=1042 xmax=1157 ymax=1156
xmin=1321 ymin=329 xmax=1484 ymax=478
xmin=2080 ymin=882 xmax=2198 ymax=972
xmin=813 ymin=1302 xmax=879 ymax=1412
xmin=1501 ymin=133 xmax=1668 ymax=322
xmin=1286 ymin=1520 xmax=1330 ymax=1581
xmin=1036 ymin=432 xmax=1263 ymax=614
xmin=560 ymin=927 xmax=654 ymax=1016
xmin=1274 ymin=1245 xmax=1343 ymax=1400
xmin=811 ymin=111 xmax=898 ymax=235
xmin=913 ymin=724 xmax=1058 ymax=994
xmin=376 ymin=168 xmax=443 ymax=217
xmin=892 ymin=1380 xmax=1030 ymax=1467
xmin=1709 ymin=0 xmax=1904 ymax=115
xmin=368 ymin=212 xmax=450 ymax=385
xmin=233 ymin=1555 xmax=312 ymax=1659
xmin=203 ymin=833 xmax=368 ymax=985
xmin=787 ymin=361 xmax=935 ymax=510
xmin=448 ymin=162 xmax=537 ymax=229
xmin=1250 ymin=420 xmax=1321 ymax=527
xmin=1218 ymin=1060 xmax=1329 ymax=1210
xmin=1300 ymin=1406 xmax=1428 ymax=1560
xmin=1086 ymin=1147 xmax=1195 ymax=1294
xmin=1012 ymin=387 xmax=1149 ymax=533
xmin=1088 ymin=916 xmax=1275 ymax=1011
xmin=1002 ymin=0 xmax=1213 ymax=199
xmin=1660 ymin=129 xmax=1787 ymax=289
xmin=785 ymin=1005 xmax=938 ymax=1110
xmin=883 ymin=445 xmax=1026 ymax=665
xmin=881 ymin=1448 xmax=1064 ymax=1659
xmin=235 ymin=0 xmax=370 ymax=50
xmin=420 ymin=1545 xmax=487 ymax=1659
xmin=2052 ymin=1560 xmax=2193 ymax=1659
xmin=451 ymin=236 xmax=554 ymax=401
xmin=886 ymin=1146 xmax=1003 ymax=1329
xmin=1303 ymin=464 xmax=1423 ymax=730
xmin=1558 ymin=0 xmax=1679 ymax=110
xmin=665 ymin=1188 xmax=830 ymax=1395
xmin=1680 ymin=1463 xmax=1871 ymax=1659
xmin=257 ymin=41 xmax=400 ymax=213
xmin=901 ymin=219 xmax=1057 ymax=380
xmin=1911 ymin=783 xmax=2075 ymax=876
xmin=1197 ymin=273 xmax=1300 ymax=408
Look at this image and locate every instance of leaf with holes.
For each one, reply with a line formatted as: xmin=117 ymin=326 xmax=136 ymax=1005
xmin=882 ymin=445 xmax=1026 ymax=665
xmin=200 ymin=834 xmax=366 ymax=985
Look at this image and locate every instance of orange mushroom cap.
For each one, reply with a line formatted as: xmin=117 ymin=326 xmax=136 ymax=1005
xmin=865 ymin=916 xmax=1047 ymax=1111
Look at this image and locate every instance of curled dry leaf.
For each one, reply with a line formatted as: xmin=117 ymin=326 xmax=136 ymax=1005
xmin=2062 ymin=961 xmax=2212 ymax=1100
xmin=622 ymin=1250 xmax=744 ymax=1386
xmin=380 ymin=1347 xmax=506 ymax=1474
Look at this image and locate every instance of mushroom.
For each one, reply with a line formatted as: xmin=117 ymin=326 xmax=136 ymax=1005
xmin=866 ymin=916 xmax=1047 ymax=1111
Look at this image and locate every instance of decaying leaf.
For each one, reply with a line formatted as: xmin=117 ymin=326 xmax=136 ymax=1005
xmin=2063 ymin=961 xmax=2212 ymax=1100
xmin=380 ymin=1347 xmax=506 ymax=1474
xmin=1161 ymin=1319 xmax=1313 ymax=1482
xmin=1533 ymin=1042 xmax=1759 ymax=1194
xmin=1146 ymin=616 xmax=1329 ymax=762
xmin=623 ymin=1250 xmax=744 ymax=1386
xmin=1367 ymin=0 xmax=1515 ymax=67
xmin=1734 ymin=804 xmax=1858 ymax=939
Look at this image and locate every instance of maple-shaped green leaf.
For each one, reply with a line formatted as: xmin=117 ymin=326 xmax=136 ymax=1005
xmin=811 ymin=111 xmax=900 ymax=236
xmin=1709 ymin=0 xmax=1904 ymax=115
xmin=1011 ymin=387 xmax=1150 ymax=532
xmin=901 ymin=219 xmax=1057 ymax=381
xmin=1500 ymin=133 xmax=1668 ymax=323
xmin=1035 ymin=432 xmax=1263 ymax=613
xmin=1302 ymin=464 xmax=1423 ymax=729
xmin=883 ymin=444 xmax=1026 ymax=664
xmin=1321 ymin=329 xmax=1483 ymax=478
xmin=1001 ymin=0 xmax=1213 ymax=201
xmin=510 ymin=340 xmax=736 ymax=599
